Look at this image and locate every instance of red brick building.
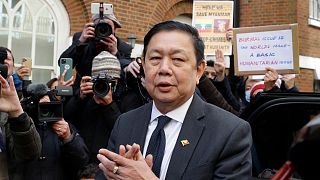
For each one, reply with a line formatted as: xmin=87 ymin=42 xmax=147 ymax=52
xmin=60 ymin=0 xmax=320 ymax=92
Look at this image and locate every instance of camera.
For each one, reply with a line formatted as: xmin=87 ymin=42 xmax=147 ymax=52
xmin=91 ymin=3 xmax=113 ymax=39
xmin=25 ymin=84 xmax=73 ymax=123
xmin=135 ymin=57 xmax=145 ymax=79
xmin=38 ymin=101 xmax=63 ymax=123
xmin=91 ymin=73 xmax=113 ymax=98
xmin=0 ymin=64 xmax=8 ymax=79
xmin=0 ymin=48 xmax=8 ymax=79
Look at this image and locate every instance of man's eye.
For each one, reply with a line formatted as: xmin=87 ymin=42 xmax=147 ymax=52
xmin=150 ymin=57 xmax=160 ymax=60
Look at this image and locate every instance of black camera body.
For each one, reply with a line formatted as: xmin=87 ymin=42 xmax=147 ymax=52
xmin=91 ymin=73 xmax=112 ymax=98
xmin=38 ymin=101 xmax=63 ymax=123
xmin=25 ymin=84 xmax=73 ymax=123
xmin=0 ymin=64 xmax=8 ymax=79
xmin=135 ymin=57 xmax=145 ymax=79
xmin=95 ymin=20 xmax=112 ymax=40
xmin=0 ymin=47 xmax=8 ymax=79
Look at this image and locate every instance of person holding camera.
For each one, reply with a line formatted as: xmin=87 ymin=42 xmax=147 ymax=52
xmin=59 ymin=3 xmax=148 ymax=113
xmin=63 ymin=51 xmax=121 ymax=165
xmin=59 ymin=3 xmax=132 ymax=90
xmin=0 ymin=47 xmax=41 ymax=180
xmin=15 ymin=81 xmax=89 ymax=180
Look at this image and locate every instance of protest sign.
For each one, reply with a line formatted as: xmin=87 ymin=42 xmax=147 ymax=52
xmin=233 ymin=24 xmax=299 ymax=76
xmin=192 ymin=0 xmax=233 ymax=55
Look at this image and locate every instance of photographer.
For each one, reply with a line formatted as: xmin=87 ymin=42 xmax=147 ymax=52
xmin=63 ymin=51 xmax=121 ymax=164
xmin=59 ymin=3 xmax=132 ymax=90
xmin=0 ymin=47 xmax=41 ymax=179
xmin=15 ymin=83 xmax=89 ymax=180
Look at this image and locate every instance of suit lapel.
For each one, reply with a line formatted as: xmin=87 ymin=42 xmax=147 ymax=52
xmin=129 ymin=102 xmax=153 ymax=150
xmin=166 ymin=95 xmax=206 ymax=179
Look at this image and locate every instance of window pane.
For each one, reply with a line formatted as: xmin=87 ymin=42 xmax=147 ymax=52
xmin=13 ymin=5 xmax=32 ymax=31
xmin=35 ymin=7 xmax=55 ymax=66
xmin=10 ymin=0 xmax=20 ymax=9
xmin=32 ymin=68 xmax=52 ymax=84
xmin=11 ymin=31 xmax=32 ymax=63
xmin=0 ymin=3 xmax=8 ymax=28
xmin=0 ymin=30 xmax=8 ymax=47
xmin=37 ymin=7 xmax=54 ymax=34
xmin=35 ymin=34 xmax=54 ymax=66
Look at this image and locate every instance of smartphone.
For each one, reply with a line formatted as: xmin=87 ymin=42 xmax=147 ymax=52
xmin=21 ymin=57 xmax=32 ymax=77
xmin=59 ymin=58 xmax=73 ymax=81
xmin=91 ymin=3 xmax=113 ymax=15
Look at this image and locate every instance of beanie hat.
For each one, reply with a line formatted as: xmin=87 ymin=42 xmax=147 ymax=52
xmin=91 ymin=51 xmax=121 ymax=79
xmin=250 ymin=81 xmax=265 ymax=98
xmin=92 ymin=13 xmax=121 ymax=28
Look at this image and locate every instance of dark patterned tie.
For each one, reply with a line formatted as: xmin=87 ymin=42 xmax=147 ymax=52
xmin=146 ymin=115 xmax=171 ymax=177
xmin=0 ymin=131 xmax=5 ymax=151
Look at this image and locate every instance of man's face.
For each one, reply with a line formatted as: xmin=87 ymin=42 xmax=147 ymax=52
xmin=4 ymin=51 xmax=14 ymax=76
xmin=205 ymin=66 xmax=216 ymax=80
xmin=142 ymin=30 xmax=205 ymax=113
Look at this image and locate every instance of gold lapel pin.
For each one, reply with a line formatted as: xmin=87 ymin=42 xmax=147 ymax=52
xmin=181 ymin=139 xmax=190 ymax=146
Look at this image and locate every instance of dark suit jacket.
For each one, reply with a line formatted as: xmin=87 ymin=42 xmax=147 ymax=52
xmin=107 ymin=94 xmax=252 ymax=179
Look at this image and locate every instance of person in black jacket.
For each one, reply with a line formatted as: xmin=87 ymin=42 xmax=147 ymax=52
xmin=63 ymin=74 xmax=121 ymax=164
xmin=14 ymin=84 xmax=89 ymax=180
xmin=59 ymin=9 xmax=147 ymax=113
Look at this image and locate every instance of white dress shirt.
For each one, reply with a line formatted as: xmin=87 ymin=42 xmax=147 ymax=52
xmin=143 ymin=95 xmax=194 ymax=180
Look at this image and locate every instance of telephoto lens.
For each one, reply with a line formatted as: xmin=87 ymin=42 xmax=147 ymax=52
xmin=95 ymin=21 xmax=112 ymax=39
xmin=92 ymin=73 xmax=112 ymax=98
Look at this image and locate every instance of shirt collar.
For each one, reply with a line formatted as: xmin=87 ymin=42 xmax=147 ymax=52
xmin=150 ymin=95 xmax=194 ymax=124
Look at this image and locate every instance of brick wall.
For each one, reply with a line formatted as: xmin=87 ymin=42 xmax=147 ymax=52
xmin=61 ymin=0 xmax=193 ymax=43
xmin=295 ymin=68 xmax=315 ymax=92
xmin=239 ymin=0 xmax=297 ymax=27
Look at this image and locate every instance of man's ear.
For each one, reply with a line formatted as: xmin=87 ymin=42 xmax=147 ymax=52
xmin=196 ymin=60 xmax=206 ymax=84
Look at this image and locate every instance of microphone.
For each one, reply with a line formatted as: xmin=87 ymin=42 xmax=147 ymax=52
xmin=26 ymin=83 xmax=49 ymax=101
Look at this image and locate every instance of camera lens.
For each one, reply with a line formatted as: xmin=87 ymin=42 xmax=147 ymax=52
xmin=39 ymin=108 xmax=53 ymax=118
xmin=93 ymin=79 xmax=110 ymax=98
xmin=95 ymin=21 xmax=112 ymax=39
xmin=62 ymin=59 xmax=66 ymax=64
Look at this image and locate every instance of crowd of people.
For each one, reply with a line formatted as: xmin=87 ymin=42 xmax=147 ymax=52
xmin=0 ymin=4 xmax=314 ymax=180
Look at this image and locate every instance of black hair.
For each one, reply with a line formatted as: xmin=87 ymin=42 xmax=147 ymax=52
xmin=0 ymin=46 xmax=14 ymax=64
xmin=206 ymin=60 xmax=214 ymax=67
xmin=142 ymin=21 xmax=204 ymax=65
xmin=46 ymin=77 xmax=58 ymax=89
xmin=78 ymin=163 xmax=99 ymax=179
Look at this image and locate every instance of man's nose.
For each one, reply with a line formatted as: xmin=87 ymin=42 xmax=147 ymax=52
xmin=158 ymin=58 xmax=172 ymax=75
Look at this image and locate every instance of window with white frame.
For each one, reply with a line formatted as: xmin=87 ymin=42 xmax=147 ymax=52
xmin=309 ymin=0 xmax=320 ymax=27
xmin=0 ymin=0 xmax=69 ymax=83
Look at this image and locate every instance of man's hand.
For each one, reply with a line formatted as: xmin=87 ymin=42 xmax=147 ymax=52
xmin=16 ymin=66 xmax=30 ymax=79
xmin=52 ymin=118 xmax=72 ymax=141
xmin=58 ymin=69 xmax=74 ymax=86
xmin=281 ymin=74 xmax=296 ymax=90
xmin=124 ymin=60 xmax=141 ymax=78
xmin=80 ymin=76 xmax=93 ymax=99
xmin=97 ymin=145 xmax=158 ymax=180
xmin=100 ymin=34 xmax=118 ymax=56
xmin=79 ymin=22 xmax=95 ymax=43
xmin=214 ymin=49 xmax=225 ymax=81
xmin=264 ymin=66 xmax=279 ymax=91
xmin=0 ymin=75 xmax=23 ymax=117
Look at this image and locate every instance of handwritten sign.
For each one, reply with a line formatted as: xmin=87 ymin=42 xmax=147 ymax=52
xmin=192 ymin=0 xmax=233 ymax=55
xmin=233 ymin=24 xmax=299 ymax=76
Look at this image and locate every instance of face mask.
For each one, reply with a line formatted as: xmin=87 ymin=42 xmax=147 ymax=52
xmin=245 ymin=90 xmax=251 ymax=103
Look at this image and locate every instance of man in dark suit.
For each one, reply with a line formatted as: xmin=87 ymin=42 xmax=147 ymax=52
xmin=97 ymin=21 xmax=252 ymax=179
